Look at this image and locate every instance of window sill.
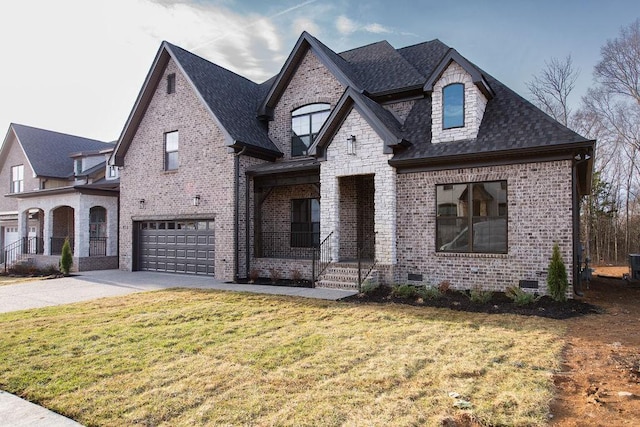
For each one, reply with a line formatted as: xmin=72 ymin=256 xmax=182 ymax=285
xmin=163 ymin=169 xmax=179 ymax=174
xmin=435 ymin=252 xmax=509 ymax=259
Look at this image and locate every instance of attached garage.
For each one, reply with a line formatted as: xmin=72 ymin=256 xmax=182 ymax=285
xmin=136 ymin=220 xmax=214 ymax=276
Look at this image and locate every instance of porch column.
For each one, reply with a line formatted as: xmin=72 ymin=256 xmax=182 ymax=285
xmin=17 ymin=206 xmax=28 ymax=243
xmin=374 ymin=169 xmax=397 ymax=265
xmin=320 ymin=174 xmax=340 ymax=263
xmin=44 ymin=208 xmax=54 ymax=255
xmin=75 ymin=200 xmax=87 ymax=258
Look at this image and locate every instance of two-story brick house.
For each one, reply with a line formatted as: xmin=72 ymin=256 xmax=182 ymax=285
xmin=113 ymin=32 xmax=594 ymax=296
xmin=0 ymin=123 xmax=119 ymax=271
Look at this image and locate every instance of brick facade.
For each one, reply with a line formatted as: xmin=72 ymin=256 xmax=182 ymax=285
xmin=119 ymin=58 xmax=238 ymax=281
xmin=431 ymin=61 xmax=488 ymax=143
xmin=396 ymin=160 xmax=574 ymax=296
xmin=268 ymin=49 xmax=345 ymax=159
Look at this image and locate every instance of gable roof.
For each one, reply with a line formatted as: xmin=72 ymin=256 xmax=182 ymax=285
xmin=257 ymin=32 xmax=363 ymax=118
xmin=310 ymin=88 xmax=408 ymax=158
xmin=4 ymin=123 xmax=113 ymax=179
xmin=113 ymin=41 xmax=281 ymax=166
xmin=423 ymin=48 xmax=494 ymax=99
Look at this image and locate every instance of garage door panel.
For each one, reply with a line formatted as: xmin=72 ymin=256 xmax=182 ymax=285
xmin=138 ymin=221 xmax=214 ymax=276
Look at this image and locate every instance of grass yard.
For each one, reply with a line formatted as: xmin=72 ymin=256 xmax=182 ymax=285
xmin=0 ymin=289 xmax=564 ymax=426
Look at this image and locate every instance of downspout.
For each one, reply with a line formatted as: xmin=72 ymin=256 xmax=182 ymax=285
xmin=234 ymin=146 xmax=247 ymax=282
xmin=573 ymin=154 xmax=590 ymax=297
xmin=245 ymin=170 xmax=250 ymax=279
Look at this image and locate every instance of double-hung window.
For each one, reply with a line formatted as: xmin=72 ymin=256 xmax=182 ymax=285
xmin=165 ymin=131 xmax=179 ymax=171
xmin=291 ymin=103 xmax=330 ymax=157
xmin=10 ymin=165 xmax=24 ymax=193
xmin=436 ymin=181 xmax=507 ymax=253
xmin=291 ymin=198 xmax=320 ymax=248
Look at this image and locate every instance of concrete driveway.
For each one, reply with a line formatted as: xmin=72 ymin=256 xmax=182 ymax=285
xmin=0 ymin=269 xmax=357 ymax=314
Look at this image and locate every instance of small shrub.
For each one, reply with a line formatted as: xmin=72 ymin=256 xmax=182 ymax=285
xmin=361 ymin=279 xmax=379 ymax=295
xmin=59 ymin=237 xmax=73 ymax=275
xmin=438 ymin=280 xmax=452 ymax=293
xmin=467 ymin=287 xmax=493 ymax=304
xmin=8 ymin=262 xmax=37 ymax=276
xmin=547 ymin=242 xmax=569 ymax=302
xmin=392 ymin=284 xmax=418 ymax=299
xmin=248 ymin=268 xmax=260 ymax=283
xmin=417 ymin=285 xmax=442 ymax=300
xmin=291 ymin=269 xmax=303 ymax=283
xmin=505 ymin=286 xmax=539 ymax=306
xmin=268 ymin=267 xmax=281 ymax=284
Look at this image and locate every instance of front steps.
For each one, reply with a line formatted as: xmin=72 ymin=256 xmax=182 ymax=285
xmin=315 ymin=262 xmax=377 ymax=290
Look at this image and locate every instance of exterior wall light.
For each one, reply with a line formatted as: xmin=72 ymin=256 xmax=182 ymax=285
xmin=193 ymin=195 xmax=201 ymax=207
xmin=139 ymin=199 xmax=145 ymax=209
xmin=347 ymin=135 xmax=356 ymax=155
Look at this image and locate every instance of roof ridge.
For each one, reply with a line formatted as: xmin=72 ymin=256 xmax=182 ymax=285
xmin=338 ymin=39 xmax=390 ymax=55
xmin=396 ymin=38 xmax=449 ymax=52
xmin=11 ymin=123 xmax=111 ymax=144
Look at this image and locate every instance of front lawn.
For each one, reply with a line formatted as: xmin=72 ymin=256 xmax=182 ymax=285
xmin=0 ymin=290 xmax=564 ymax=426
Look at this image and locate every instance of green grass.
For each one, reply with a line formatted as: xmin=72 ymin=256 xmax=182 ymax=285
xmin=0 ymin=289 xmax=565 ymax=426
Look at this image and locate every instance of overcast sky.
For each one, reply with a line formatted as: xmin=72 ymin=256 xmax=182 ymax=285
xmin=1 ymin=0 xmax=638 ymax=142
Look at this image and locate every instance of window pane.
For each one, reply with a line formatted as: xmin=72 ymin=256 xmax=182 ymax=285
xmin=165 ymin=131 xmax=179 ymax=152
xmin=292 ymin=103 xmax=330 ymax=116
xmin=166 ymin=151 xmax=179 ymax=170
xmin=291 ymin=135 xmax=311 ymax=157
xmin=311 ymin=110 xmax=330 ymax=133
xmin=472 ymin=217 xmax=507 ymax=253
xmin=292 ymin=115 xmax=309 ymax=136
xmin=437 ymin=217 xmax=468 ymax=251
xmin=443 ymin=84 xmax=464 ymax=129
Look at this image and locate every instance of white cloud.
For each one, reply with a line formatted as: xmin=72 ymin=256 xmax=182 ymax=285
xmin=336 ymin=15 xmax=357 ymax=35
xmin=363 ymin=23 xmax=392 ymax=34
xmin=292 ymin=17 xmax=320 ymax=36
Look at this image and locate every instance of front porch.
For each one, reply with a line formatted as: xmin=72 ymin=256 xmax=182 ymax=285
xmin=248 ymin=164 xmax=385 ymax=288
xmin=3 ymin=190 xmax=119 ymax=272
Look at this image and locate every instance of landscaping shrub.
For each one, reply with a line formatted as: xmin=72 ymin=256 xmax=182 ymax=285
xmin=291 ymin=269 xmax=303 ymax=283
xmin=417 ymin=285 xmax=442 ymax=300
xmin=361 ymin=280 xmax=379 ymax=295
xmin=59 ymin=238 xmax=73 ymax=276
xmin=8 ymin=262 xmax=38 ymax=276
xmin=438 ymin=280 xmax=452 ymax=293
xmin=547 ymin=243 xmax=569 ymax=302
xmin=268 ymin=267 xmax=281 ymax=284
xmin=467 ymin=287 xmax=493 ymax=304
xmin=392 ymin=284 xmax=418 ymax=299
xmin=505 ymin=286 xmax=539 ymax=306
xmin=248 ymin=268 xmax=260 ymax=283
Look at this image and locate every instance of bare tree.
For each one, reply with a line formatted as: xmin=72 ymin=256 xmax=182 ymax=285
xmin=594 ymin=18 xmax=640 ymax=104
xmin=527 ymin=55 xmax=579 ymax=125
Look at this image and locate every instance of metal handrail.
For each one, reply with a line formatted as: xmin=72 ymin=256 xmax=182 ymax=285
xmin=312 ymin=231 xmax=333 ymax=283
xmin=357 ymin=232 xmax=377 ymax=291
xmin=3 ymin=237 xmax=43 ymax=273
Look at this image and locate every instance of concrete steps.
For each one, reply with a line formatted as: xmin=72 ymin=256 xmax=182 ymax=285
xmin=316 ymin=263 xmax=376 ymax=290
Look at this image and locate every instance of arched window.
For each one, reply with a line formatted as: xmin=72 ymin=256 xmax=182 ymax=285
xmin=291 ymin=103 xmax=330 ymax=156
xmin=443 ymin=83 xmax=464 ymax=129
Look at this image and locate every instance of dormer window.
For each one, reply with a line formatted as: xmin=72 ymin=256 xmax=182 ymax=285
xmin=443 ymin=83 xmax=464 ymax=129
xmin=291 ymin=103 xmax=330 ymax=157
xmin=75 ymin=159 xmax=83 ymax=175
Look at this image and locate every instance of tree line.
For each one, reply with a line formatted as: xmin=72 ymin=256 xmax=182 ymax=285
xmin=527 ymin=19 xmax=640 ymax=265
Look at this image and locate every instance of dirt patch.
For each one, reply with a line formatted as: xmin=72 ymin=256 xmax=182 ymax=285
xmin=592 ymin=265 xmax=629 ymax=279
xmin=550 ymin=277 xmax=640 ymax=426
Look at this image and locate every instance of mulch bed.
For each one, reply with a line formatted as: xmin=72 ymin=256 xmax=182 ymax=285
xmin=344 ymin=286 xmax=601 ymax=319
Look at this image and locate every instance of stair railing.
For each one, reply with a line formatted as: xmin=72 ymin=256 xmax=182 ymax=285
xmin=312 ymin=231 xmax=333 ymax=284
xmin=3 ymin=236 xmax=43 ymax=273
xmin=357 ymin=232 xmax=377 ymax=291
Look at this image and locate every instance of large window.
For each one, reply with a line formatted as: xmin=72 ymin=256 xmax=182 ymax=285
xmin=291 ymin=103 xmax=330 ymax=157
xmin=10 ymin=165 xmax=24 ymax=193
xmin=291 ymin=198 xmax=320 ymax=248
xmin=443 ymin=83 xmax=464 ymax=129
xmin=165 ymin=131 xmax=179 ymax=171
xmin=436 ymin=181 xmax=507 ymax=253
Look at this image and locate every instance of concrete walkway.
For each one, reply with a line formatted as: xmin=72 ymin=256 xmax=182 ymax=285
xmin=0 ymin=269 xmax=358 ymax=425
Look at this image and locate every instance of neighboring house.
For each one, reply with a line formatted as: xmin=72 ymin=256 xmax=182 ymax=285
xmin=112 ymin=32 xmax=594 ymax=297
xmin=0 ymin=124 xmax=119 ymax=271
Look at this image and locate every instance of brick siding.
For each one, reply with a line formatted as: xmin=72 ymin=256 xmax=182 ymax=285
xmin=396 ymin=160 xmax=574 ymax=296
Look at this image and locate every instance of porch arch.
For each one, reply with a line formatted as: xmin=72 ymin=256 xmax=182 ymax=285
xmin=50 ymin=205 xmax=75 ymax=255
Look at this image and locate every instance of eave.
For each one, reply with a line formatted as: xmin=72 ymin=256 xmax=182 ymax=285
xmin=423 ymin=49 xmax=494 ymax=99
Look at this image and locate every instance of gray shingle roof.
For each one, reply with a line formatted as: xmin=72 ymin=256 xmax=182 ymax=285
xmin=166 ymin=43 xmax=280 ymax=155
xmin=11 ymin=124 xmax=113 ymax=178
xmin=339 ymin=41 xmax=425 ymax=94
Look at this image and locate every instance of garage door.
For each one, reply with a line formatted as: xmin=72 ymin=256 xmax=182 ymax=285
xmin=137 ymin=220 xmax=214 ymax=276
